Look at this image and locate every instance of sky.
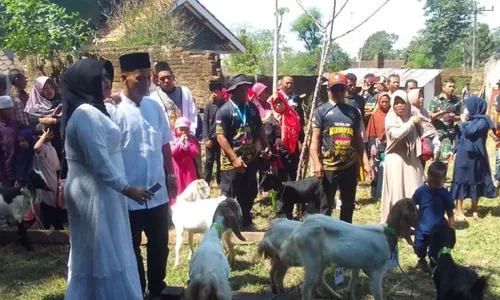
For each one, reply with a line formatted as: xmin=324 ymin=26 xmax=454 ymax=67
xmin=199 ymin=0 xmax=499 ymax=58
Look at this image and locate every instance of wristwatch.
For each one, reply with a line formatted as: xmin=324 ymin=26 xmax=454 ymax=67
xmin=167 ymin=174 xmax=177 ymax=180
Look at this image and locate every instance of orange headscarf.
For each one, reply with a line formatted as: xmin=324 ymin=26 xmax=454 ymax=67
xmin=271 ymin=93 xmax=301 ymax=154
xmin=366 ymin=92 xmax=390 ymax=140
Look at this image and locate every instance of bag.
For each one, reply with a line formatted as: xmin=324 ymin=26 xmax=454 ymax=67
xmin=57 ymin=156 xmax=67 ymax=210
xmin=421 ymin=137 xmax=434 ymax=162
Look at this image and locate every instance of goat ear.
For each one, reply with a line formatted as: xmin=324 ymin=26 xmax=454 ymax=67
xmin=228 ymin=213 xmax=246 ymax=241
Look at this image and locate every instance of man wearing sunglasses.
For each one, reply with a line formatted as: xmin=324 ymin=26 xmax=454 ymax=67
xmin=311 ymin=73 xmax=372 ymax=223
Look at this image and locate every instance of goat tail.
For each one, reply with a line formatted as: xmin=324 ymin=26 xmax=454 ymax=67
xmin=254 ymin=240 xmax=275 ymax=263
xmin=471 ymin=274 xmax=489 ymax=297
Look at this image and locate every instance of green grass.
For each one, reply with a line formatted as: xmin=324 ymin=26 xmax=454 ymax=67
xmin=2 ymin=144 xmax=500 ymax=299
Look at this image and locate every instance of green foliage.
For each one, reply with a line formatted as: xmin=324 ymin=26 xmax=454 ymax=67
xmin=493 ymin=27 xmax=500 ymax=53
xmin=360 ymin=31 xmax=399 ymax=61
xmin=420 ymin=0 xmax=476 ymax=67
xmin=291 ymin=7 xmax=323 ymax=52
xmin=0 ymin=0 xmax=94 ymax=64
xmin=224 ymin=28 xmax=275 ymax=75
xmin=405 ymin=32 xmax=436 ymax=68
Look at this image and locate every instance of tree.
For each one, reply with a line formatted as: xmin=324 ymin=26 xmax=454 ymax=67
xmin=291 ymin=7 xmax=323 ymax=52
xmin=405 ymin=32 xmax=436 ymax=68
xmin=224 ymin=29 xmax=276 ymax=75
xmin=493 ymin=26 xmax=500 ymax=53
xmin=0 ymin=0 xmax=95 ymax=81
xmin=420 ymin=0 xmax=476 ymax=67
xmin=359 ymin=31 xmax=399 ymax=61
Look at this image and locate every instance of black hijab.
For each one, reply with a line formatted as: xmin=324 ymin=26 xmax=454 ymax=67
xmin=61 ymin=59 xmax=114 ymax=137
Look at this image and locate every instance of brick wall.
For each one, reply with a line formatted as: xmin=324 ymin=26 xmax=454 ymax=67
xmin=92 ymin=46 xmax=220 ymax=108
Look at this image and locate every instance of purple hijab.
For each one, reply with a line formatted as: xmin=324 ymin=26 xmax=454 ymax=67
xmin=24 ymin=76 xmax=61 ymax=117
xmin=251 ymin=82 xmax=271 ymax=119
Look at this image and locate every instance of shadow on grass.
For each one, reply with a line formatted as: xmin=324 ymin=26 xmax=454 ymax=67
xmin=478 ymin=205 xmax=500 ymax=218
xmin=232 ymin=260 xmax=258 ymax=272
xmin=230 ymin=273 xmax=269 ymax=290
xmin=41 ymin=294 xmax=64 ymax=300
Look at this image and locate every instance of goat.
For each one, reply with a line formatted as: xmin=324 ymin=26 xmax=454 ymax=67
xmin=0 ymin=169 xmax=52 ymax=250
xmin=256 ymin=218 xmax=302 ymax=294
xmin=431 ymin=224 xmax=488 ymax=300
xmin=259 ymin=173 xmax=325 ymax=219
xmin=186 ymin=198 xmax=246 ymax=300
xmin=171 ymin=179 xmax=239 ymax=268
xmin=278 ymin=198 xmax=417 ymax=300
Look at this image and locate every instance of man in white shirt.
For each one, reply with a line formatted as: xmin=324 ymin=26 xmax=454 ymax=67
xmin=149 ymin=61 xmax=198 ymax=135
xmin=106 ymin=53 xmax=177 ymax=299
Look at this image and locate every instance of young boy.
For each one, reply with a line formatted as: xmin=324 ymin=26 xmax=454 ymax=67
xmin=203 ymin=81 xmax=224 ymax=185
xmin=413 ymin=161 xmax=455 ymax=273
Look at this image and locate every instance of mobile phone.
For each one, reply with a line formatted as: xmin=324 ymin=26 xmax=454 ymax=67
xmin=149 ymin=182 xmax=162 ymax=194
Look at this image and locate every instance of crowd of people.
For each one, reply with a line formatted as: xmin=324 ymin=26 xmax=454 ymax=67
xmin=1 ymin=51 xmax=500 ymax=298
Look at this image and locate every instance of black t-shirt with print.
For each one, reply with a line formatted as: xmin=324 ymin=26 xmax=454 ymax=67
xmin=313 ymin=101 xmax=361 ymax=171
xmin=216 ymin=100 xmax=262 ymax=171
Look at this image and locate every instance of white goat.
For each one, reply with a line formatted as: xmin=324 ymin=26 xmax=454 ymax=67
xmin=278 ymin=198 xmax=417 ymax=300
xmin=0 ymin=169 xmax=52 ymax=250
xmin=256 ymin=219 xmax=302 ymax=294
xmin=171 ymin=179 xmax=238 ymax=268
xmin=186 ymin=198 xmax=246 ymax=300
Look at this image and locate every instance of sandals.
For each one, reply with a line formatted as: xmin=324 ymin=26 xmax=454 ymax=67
xmin=415 ymin=259 xmax=431 ymax=274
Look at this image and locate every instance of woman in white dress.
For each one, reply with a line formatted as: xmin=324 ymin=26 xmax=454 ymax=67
xmin=61 ymin=59 xmax=154 ymax=299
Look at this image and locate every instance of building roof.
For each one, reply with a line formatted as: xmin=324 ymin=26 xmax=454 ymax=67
xmin=174 ymin=0 xmax=245 ymax=53
xmin=339 ymin=68 xmax=442 ymax=87
xmin=352 ymin=60 xmax=406 ymax=69
xmin=0 ymin=51 xmax=16 ymax=73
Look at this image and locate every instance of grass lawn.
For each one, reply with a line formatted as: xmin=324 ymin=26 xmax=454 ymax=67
xmin=2 ymin=146 xmax=500 ymax=299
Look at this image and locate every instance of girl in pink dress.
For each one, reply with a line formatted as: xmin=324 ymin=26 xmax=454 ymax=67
xmin=170 ymin=117 xmax=200 ymax=205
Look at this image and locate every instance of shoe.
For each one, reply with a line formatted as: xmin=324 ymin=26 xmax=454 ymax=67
xmin=415 ymin=259 xmax=431 ymax=274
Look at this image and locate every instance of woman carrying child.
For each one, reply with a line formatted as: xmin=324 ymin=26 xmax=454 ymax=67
xmin=170 ymin=117 xmax=200 ymax=202
xmin=450 ymin=96 xmax=497 ymax=221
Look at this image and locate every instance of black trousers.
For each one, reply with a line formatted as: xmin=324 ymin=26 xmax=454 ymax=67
xmin=40 ymin=202 xmax=65 ymax=230
xmin=321 ymin=163 xmax=359 ymax=223
xmin=129 ymin=203 xmax=169 ymax=296
xmin=220 ymin=160 xmax=258 ymax=226
xmin=204 ymin=143 xmax=221 ymax=185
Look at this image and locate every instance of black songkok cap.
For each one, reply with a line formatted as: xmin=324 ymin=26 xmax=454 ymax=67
xmin=119 ymin=53 xmax=151 ymax=72
xmin=209 ymin=81 xmax=222 ymax=91
xmin=154 ymin=61 xmax=173 ymax=74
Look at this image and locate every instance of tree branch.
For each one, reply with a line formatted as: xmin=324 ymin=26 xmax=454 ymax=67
xmin=331 ymin=0 xmax=390 ymax=41
xmin=326 ymin=0 xmax=350 ymax=27
xmin=296 ymin=0 xmax=325 ymax=30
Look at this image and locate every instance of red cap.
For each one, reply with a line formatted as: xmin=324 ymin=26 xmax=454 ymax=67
xmin=328 ymin=72 xmax=348 ymax=88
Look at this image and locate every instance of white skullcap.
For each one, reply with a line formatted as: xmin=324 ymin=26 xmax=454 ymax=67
xmin=0 ymin=95 xmax=14 ymax=109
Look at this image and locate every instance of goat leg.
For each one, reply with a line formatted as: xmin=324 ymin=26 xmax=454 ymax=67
xmin=173 ymin=226 xmax=183 ymax=268
xmin=368 ymin=268 xmax=385 ymax=300
xmin=344 ymin=269 xmax=359 ymax=300
xmin=17 ymin=221 xmax=33 ymax=251
xmin=301 ymin=264 xmax=323 ymax=300
xmin=222 ymin=231 xmax=236 ymax=268
xmin=274 ymin=262 xmax=288 ymax=294
xmin=270 ymin=261 xmax=279 ymax=294
xmin=319 ymin=271 xmax=342 ymax=300
xmin=188 ymin=232 xmax=195 ymax=261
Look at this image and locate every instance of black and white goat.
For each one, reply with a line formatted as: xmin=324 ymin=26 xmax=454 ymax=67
xmin=277 ymin=198 xmax=417 ymax=300
xmin=186 ymin=198 xmax=246 ymax=300
xmin=431 ymin=224 xmax=488 ymax=300
xmin=259 ymin=173 xmax=325 ymax=219
xmin=0 ymin=169 xmax=52 ymax=250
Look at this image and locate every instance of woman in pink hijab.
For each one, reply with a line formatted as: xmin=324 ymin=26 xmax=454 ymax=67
xmin=251 ymin=82 xmax=271 ymax=119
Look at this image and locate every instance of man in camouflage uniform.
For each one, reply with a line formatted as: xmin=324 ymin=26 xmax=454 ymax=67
xmin=428 ymin=78 xmax=461 ymax=162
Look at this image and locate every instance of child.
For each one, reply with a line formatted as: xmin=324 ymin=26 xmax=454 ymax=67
xmin=413 ymin=161 xmax=455 ymax=273
xmin=203 ymin=81 xmax=224 ymax=185
xmin=16 ymin=128 xmax=34 ymax=187
xmin=170 ymin=117 xmax=200 ymax=204
xmin=0 ymin=95 xmax=21 ymax=187
xmin=33 ymin=125 xmax=62 ymax=230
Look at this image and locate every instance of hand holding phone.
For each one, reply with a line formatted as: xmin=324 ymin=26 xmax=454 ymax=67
xmin=149 ymin=182 xmax=162 ymax=194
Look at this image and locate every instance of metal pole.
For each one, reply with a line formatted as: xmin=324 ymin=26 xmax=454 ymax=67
xmin=472 ymin=6 xmax=477 ymax=69
xmin=272 ymin=0 xmax=279 ymax=94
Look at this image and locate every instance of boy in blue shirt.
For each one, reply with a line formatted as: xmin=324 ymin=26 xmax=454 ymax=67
xmin=413 ymin=161 xmax=455 ymax=273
